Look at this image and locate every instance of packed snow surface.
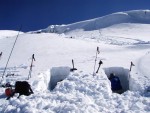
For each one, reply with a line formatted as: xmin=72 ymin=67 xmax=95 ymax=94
xmin=0 ymin=10 xmax=150 ymax=113
xmin=0 ymin=30 xmax=23 ymax=39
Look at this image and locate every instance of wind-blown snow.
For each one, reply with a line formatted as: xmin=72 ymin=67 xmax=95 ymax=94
xmin=0 ymin=10 xmax=150 ymax=113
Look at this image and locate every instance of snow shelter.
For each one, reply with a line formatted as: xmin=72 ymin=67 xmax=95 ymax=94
xmin=49 ymin=67 xmax=71 ymax=90
xmin=104 ymin=67 xmax=130 ymax=93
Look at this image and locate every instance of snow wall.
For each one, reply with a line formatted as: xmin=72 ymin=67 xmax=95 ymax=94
xmin=129 ymin=71 xmax=150 ymax=94
xmin=104 ymin=67 xmax=130 ymax=92
xmin=32 ymin=70 xmax=50 ymax=92
xmin=49 ymin=67 xmax=71 ymax=90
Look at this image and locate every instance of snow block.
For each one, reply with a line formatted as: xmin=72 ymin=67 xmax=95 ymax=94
xmin=32 ymin=70 xmax=50 ymax=92
xmin=104 ymin=67 xmax=130 ymax=93
xmin=49 ymin=66 xmax=71 ymax=90
xmin=129 ymin=71 xmax=150 ymax=94
xmin=54 ymin=69 xmax=112 ymax=97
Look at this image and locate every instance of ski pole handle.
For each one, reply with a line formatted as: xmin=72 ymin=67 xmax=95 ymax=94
xmin=130 ymin=61 xmax=135 ymax=71
xmin=72 ymin=59 xmax=74 ymax=68
xmin=32 ymin=54 xmax=35 ymax=61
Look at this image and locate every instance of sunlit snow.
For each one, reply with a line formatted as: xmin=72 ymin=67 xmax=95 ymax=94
xmin=0 ymin=10 xmax=150 ymax=113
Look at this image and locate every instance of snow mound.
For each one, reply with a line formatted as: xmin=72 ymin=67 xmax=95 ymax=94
xmin=129 ymin=53 xmax=150 ymax=94
xmin=54 ymin=70 xmax=112 ymax=96
xmin=0 ymin=30 xmax=23 ymax=39
xmin=1 ymin=70 xmax=149 ymax=113
xmin=41 ymin=10 xmax=150 ymax=34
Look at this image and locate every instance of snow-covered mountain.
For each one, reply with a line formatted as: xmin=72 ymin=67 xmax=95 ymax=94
xmin=41 ymin=10 xmax=150 ymax=34
xmin=0 ymin=10 xmax=150 ymax=113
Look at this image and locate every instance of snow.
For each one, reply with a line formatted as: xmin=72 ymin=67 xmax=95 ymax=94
xmin=104 ymin=67 xmax=129 ymax=92
xmin=50 ymin=67 xmax=71 ymax=90
xmin=0 ymin=10 xmax=150 ymax=113
xmin=41 ymin=10 xmax=150 ymax=34
xmin=0 ymin=30 xmax=23 ymax=39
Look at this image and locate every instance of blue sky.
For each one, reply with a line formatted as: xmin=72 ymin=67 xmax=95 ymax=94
xmin=1 ymin=0 xmax=150 ymax=32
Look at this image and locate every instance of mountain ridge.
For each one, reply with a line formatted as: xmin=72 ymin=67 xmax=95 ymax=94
xmin=39 ymin=10 xmax=150 ymax=34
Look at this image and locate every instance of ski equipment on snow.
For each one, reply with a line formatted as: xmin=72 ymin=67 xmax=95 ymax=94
xmin=93 ymin=47 xmax=100 ymax=75
xmin=5 ymin=88 xmax=14 ymax=97
xmin=2 ymin=26 xmax=22 ymax=78
xmin=96 ymin=60 xmax=103 ymax=73
xmin=5 ymin=81 xmax=33 ymax=100
xmin=28 ymin=54 xmax=35 ymax=79
xmin=70 ymin=59 xmax=77 ymax=72
xmin=15 ymin=81 xmax=34 ymax=98
xmin=130 ymin=61 xmax=135 ymax=71
xmin=0 ymin=52 xmax=2 ymax=60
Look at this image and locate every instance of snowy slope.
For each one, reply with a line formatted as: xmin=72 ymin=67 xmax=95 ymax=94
xmin=0 ymin=30 xmax=23 ymax=39
xmin=66 ymin=23 xmax=150 ymax=46
xmin=41 ymin=10 xmax=150 ymax=34
xmin=0 ymin=30 xmax=149 ymax=113
xmin=0 ymin=10 xmax=150 ymax=113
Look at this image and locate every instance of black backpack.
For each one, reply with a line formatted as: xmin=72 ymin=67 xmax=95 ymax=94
xmin=15 ymin=81 xmax=33 ymax=98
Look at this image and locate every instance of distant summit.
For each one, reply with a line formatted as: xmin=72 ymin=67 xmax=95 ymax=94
xmin=39 ymin=10 xmax=150 ymax=34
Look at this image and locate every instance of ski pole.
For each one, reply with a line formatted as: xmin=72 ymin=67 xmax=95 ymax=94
xmin=129 ymin=61 xmax=135 ymax=79
xmin=28 ymin=54 xmax=35 ymax=79
xmin=130 ymin=61 xmax=135 ymax=71
xmin=2 ymin=26 xmax=22 ymax=78
xmin=96 ymin=60 xmax=103 ymax=73
xmin=0 ymin=52 xmax=2 ymax=60
xmin=93 ymin=47 xmax=100 ymax=75
xmin=70 ymin=59 xmax=77 ymax=72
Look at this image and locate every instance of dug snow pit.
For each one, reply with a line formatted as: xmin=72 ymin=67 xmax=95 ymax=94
xmin=104 ymin=67 xmax=130 ymax=93
xmin=49 ymin=67 xmax=71 ymax=90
